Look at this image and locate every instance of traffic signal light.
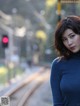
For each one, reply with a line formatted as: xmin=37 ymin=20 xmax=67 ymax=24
xmin=1 ymin=34 xmax=9 ymax=48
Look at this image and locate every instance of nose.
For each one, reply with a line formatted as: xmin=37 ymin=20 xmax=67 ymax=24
xmin=67 ymin=39 xmax=73 ymax=46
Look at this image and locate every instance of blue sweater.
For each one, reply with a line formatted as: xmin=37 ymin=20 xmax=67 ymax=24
xmin=50 ymin=51 xmax=80 ymax=106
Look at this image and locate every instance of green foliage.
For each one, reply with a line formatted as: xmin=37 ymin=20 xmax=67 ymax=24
xmin=0 ymin=66 xmax=24 ymax=85
xmin=62 ymin=3 xmax=80 ymax=16
xmin=44 ymin=3 xmax=58 ymax=60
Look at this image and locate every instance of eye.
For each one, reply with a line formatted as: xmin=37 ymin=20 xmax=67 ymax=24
xmin=69 ymin=34 xmax=75 ymax=38
xmin=62 ymin=37 xmax=67 ymax=42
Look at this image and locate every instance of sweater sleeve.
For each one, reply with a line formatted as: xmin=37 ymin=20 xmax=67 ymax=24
xmin=50 ymin=58 xmax=64 ymax=106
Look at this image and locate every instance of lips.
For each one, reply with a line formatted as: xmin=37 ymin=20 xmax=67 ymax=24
xmin=70 ymin=46 xmax=76 ymax=50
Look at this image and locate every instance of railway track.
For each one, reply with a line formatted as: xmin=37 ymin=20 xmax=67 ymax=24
xmin=3 ymin=67 xmax=50 ymax=106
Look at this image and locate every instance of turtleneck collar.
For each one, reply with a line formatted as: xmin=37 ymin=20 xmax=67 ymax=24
xmin=71 ymin=50 xmax=80 ymax=59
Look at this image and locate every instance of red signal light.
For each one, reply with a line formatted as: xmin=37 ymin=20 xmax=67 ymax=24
xmin=2 ymin=37 xmax=9 ymax=43
xmin=2 ymin=35 xmax=9 ymax=48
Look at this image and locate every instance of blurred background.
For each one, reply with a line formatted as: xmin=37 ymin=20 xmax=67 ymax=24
xmin=0 ymin=0 xmax=80 ymax=91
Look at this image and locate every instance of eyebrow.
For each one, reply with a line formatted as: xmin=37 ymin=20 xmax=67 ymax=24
xmin=62 ymin=32 xmax=74 ymax=39
xmin=68 ymin=33 xmax=74 ymax=37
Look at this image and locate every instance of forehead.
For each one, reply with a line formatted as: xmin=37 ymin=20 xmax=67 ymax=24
xmin=62 ymin=29 xmax=74 ymax=38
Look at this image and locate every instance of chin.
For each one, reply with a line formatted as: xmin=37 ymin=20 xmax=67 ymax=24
xmin=71 ymin=49 xmax=80 ymax=53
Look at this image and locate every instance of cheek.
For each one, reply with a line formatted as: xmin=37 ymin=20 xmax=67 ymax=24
xmin=76 ymin=37 xmax=80 ymax=45
xmin=63 ymin=42 xmax=68 ymax=48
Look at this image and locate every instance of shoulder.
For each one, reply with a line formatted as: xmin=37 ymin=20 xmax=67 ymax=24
xmin=51 ymin=56 xmax=65 ymax=73
xmin=50 ymin=57 xmax=63 ymax=78
xmin=51 ymin=56 xmax=63 ymax=67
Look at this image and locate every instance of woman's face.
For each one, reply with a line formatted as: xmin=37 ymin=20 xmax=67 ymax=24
xmin=62 ymin=29 xmax=80 ymax=53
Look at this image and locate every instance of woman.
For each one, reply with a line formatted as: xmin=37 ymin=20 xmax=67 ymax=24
xmin=50 ymin=15 xmax=80 ymax=106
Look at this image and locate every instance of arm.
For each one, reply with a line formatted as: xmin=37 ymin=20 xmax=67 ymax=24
xmin=50 ymin=59 xmax=64 ymax=106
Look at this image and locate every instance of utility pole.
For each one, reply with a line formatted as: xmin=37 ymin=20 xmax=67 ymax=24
xmin=0 ymin=22 xmax=14 ymax=84
xmin=57 ymin=0 xmax=61 ymax=24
